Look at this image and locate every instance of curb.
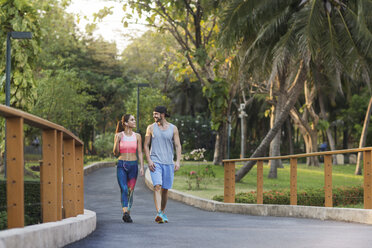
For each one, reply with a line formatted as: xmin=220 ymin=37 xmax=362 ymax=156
xmin=84 ymin=161 xmax=116 ymax=175
xmin=0 ymin=210 xmax=96 ymax=248
xmin=0 ymin=161 xmax=116 ymax=248
xmin=145 ymin=169 xmax=372 ymax=225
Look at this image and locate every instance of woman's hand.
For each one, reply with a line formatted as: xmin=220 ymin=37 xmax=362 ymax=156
xmin=140 ymin=167 xmax=144 ymax=176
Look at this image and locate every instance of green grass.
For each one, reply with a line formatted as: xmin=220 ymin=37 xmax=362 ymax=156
xmin=173 ymin=161 xmax=364 ymax=200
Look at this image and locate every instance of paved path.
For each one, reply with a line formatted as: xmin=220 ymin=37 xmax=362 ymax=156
xmin=66 ymin=167 xmax=372 ymax=248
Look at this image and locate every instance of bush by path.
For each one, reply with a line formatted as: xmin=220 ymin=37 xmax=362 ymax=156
xmin=212 ymin=186 xmax=364 ymax=207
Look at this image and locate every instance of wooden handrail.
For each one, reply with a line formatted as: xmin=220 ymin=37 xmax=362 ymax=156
xmin=1 ymin=104 xmax=84 ymax=229
xmin=0 ymin=104 xmax=83 ymax=145
xmin=223 ymin=147 xmax=372 ymax=210
xmin=222 ymin=147 xmax=372 ymax=163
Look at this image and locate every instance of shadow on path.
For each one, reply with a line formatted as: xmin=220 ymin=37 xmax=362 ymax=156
xmin=66 ymin=167 xmax=372 ymax=248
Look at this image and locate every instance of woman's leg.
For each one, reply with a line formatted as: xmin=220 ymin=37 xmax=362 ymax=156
xmin=126 ymin=161 xmax=138 ymax=211
xmin=116 ymin=160 xmax=129 ymax=212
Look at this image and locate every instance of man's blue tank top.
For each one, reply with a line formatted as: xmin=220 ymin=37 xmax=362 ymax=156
xmin=150 ymin=123 xmax=174 ymax=165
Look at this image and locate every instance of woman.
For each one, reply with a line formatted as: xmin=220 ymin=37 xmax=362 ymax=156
xmin=113 ymin=114 xmax=144 ymax=223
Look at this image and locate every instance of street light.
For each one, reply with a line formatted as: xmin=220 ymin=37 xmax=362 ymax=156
xmin=5 ymin=31 xmax=33 ymax=106
xmin=238 ymin=103 xmax=247 ymax=158
xmin=137 ymin=83 xmax=149 ymax=134
xmin=4 ymin=31 xmax=32 ymax=178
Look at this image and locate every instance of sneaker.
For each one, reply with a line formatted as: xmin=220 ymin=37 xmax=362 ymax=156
xmin=155 ymin=211 xmax=164 ymax=224
xmin=161 ymin=211 xmax=168 ymax=223
xmin=123 ymin=212 xmax=133 ymax=223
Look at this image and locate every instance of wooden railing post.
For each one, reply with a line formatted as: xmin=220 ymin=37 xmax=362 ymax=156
xmin=56 ymin=131 xmax=63 ymax=220
xmin=6 ymin=117 xmax=24 ymax=228
xmin=224 ymin=161 xmax=235 ymax=203
xmin=63 ymin=139 xmax=76 ymax=217
xmin=363 ymin=150 xmax=372 ymax=209
xmin=324 ymin=155 xmax=333 ymax=207
xmin=75 ymin=145 xmax=84 ymax=215
xmin=41 ymin=129 xmax=58 ymax=222
xmin=257 ymin=160 xmax=263 ymax=204
xmin=290 ymin=158 xmax=297 ymax=205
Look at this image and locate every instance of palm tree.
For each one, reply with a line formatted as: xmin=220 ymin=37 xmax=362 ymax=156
xmin=220 ymin=0 xmax=372 ymax=181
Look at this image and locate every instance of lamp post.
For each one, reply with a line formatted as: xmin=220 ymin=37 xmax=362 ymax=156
xmin=136 ymin=83 xmax=149 ymax=134
xmin=4 ymin=31 xmax=33 ymax=177
xmin=6 ymin=31 xmax=33 ymax=106
xmin=238 ymin=103 xmax=247 ymax=158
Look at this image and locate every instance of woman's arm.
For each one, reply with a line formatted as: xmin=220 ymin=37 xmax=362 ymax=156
xmin=113 ymin=133 xmax=121 ymax=157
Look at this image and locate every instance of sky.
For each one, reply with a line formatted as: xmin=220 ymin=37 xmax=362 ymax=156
xmin=66 ymin=0 xmax=148 ymax=54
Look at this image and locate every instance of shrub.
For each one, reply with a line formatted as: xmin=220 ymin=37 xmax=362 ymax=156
xmin=183 ymin=165 xmax=216 ymax=190
xmin=171 ymin=115 xmax=215 ymax=161
xmin=212 ymin=186 xmax=364 ymax=207
xmin=93 ymin=132 xmax=115 ymax=158
xmin=0 ymin=181 xmax=41 ymax=230
xmin=183 ymin=148 xmax=207 ymax=161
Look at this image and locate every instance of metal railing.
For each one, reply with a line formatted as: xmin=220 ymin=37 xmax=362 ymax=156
xmin=0 ymin=104 xmax=84 ymax=229
xmin=222 ymin=148 xmax=372 ymax=209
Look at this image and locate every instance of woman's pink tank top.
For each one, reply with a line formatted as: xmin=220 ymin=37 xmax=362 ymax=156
xmin=119 ymin=132 xmax=137 ymax=154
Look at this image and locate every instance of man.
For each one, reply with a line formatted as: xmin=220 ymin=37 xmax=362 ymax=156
xmin=144 ymin=106 xmax=181 ymax=223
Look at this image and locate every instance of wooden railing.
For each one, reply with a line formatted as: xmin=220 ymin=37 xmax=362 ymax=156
xmin=222 ymin=148 xmax=372 ymax=209
xmin=0 ymin=104 xmax=84 ymax=229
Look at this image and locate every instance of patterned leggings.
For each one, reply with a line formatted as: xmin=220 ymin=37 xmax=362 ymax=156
xmin=117 ymin=160 xmax=138 ymax=211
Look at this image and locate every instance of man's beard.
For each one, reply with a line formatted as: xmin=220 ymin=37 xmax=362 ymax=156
xmin=155 ymin=116 xmax=162 ymax=123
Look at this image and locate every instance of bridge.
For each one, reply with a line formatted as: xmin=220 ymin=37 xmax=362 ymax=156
xmin=1 ymin=104 xmax=372 ymax=247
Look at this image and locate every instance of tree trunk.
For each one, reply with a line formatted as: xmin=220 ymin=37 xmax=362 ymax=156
xmin=310 ymin=131 xmax=319 ymax=167
xmin=286 ymin=118 xmax=294 ymax=155
xmin=355 ymin=96 xmax=372 ymax=175
xmin=318 ymin=93 xmax=337 ymax=164
xmin=213 ymin=121 xmax=228 ymax=165
xmin=268 ymin=78 xmax=285 ymax=178
xmin=235 ymin=63 xmax=306 ymax=182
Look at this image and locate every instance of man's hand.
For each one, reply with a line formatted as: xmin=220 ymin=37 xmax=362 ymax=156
xmin=148 ymin=160 xmax=155 ymax=172
xmin=174 ymin=161 xmax=180 ymax=172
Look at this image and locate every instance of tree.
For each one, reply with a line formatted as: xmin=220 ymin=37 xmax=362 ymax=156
xmin=121 ymin=30 xmax=179 ymax=93
xmin=0 ymin=0 xmax=41 ymax=109
xmin=32 ymin=69 xmax=95 ymax=133
xmin=221 ymin=0 xmax=372 ymax=181
xmin=355 ymin=97 xmax=372 ymax=175
xmin=124 ymin=86 xmax=171 ymax=134
xmin=126 ymin=0 xmax=239 ymax=164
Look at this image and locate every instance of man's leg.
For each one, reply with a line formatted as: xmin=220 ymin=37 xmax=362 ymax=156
xmin=161 ymin=188 xmax=168 ymax=211
xmin=154 ymin=184 xmax=162 ymax=212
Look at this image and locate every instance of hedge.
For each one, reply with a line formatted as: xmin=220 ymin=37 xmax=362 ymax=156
xmin=0 ymin=181 xmax=41 ymax=230
xmin=212 ymin=186 xmax=364 ymax=207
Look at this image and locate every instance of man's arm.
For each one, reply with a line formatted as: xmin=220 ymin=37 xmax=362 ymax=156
xmin=144 ymin=124 xmax=155 ymax=172
xmin=136 ymin=133 xmax=144 ymax=176
xmin=173 ymin=126 xmax=182 ymax=171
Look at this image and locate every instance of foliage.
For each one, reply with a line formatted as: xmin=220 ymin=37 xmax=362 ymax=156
xmin=126 ymin=1 xmax=237 ymax=164
xmin=171 ymin=115 xmax=215 ymax=160
xmin=202 ymin=78 xmax=229 ymax=130
xmin=167 ymin=78 xmax=209 ymax=116
xmin=124 ymin=86 xmax=171 ymax=134
xmin=183 ymin=165 xmax=216 ymax=190
xmin=31 ymin=69 xmax=95 ymax=133
xmin=0 ymin=211 xmax=6 ymax=230
xmin=340 ymin=93 xmax=370 ymax=142
xmin=212 ymin=186 xmax=364 ymax=207
xmin=93 ymin=132 xmax=115 ymax=158
xmin=0 ymin=181 xmax=41 ymax=230
xmin=0 ymin=0 xmax=41 ymax=109
xmin=121 ymin=30 xmax=179 ymax=92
